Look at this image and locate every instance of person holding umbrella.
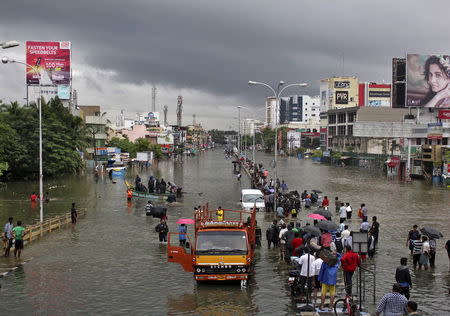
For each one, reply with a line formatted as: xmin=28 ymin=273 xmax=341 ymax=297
xmin=178 ymin=224 xmax=187 ymax=246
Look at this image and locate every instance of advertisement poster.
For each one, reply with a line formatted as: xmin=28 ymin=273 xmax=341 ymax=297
xmin=26 ymin=41 xmax=71 ymax=85
xmin=427 ymin=123 xmax=443 ymax=139
xmin=407 ymin=54 xmax=450 ymax=108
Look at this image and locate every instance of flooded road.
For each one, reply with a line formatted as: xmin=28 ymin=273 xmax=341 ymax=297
xmin=0 ymin=149 xmax=449 ymax=315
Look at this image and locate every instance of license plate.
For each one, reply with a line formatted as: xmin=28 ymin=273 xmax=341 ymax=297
xmin=288 ymin=277 xmax=295 ymax=281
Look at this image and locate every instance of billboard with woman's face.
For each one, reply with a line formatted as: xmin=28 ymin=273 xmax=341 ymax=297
xmin=407 ymin=54 xmax=450 ymax=108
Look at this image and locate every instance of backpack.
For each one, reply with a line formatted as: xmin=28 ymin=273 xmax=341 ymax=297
xmin=357 ymin=208 xmax=363 ymax=219
xmin=318 ymin=248 xmax=338 ymax=266
xmin=334 ymin=238 xmax=343 ymax=253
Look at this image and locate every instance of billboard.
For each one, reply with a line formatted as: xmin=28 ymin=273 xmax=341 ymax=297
xmin=26 ymin=41 xmax=71 ymax=85
xmin=407 ymin=54 xmax=450 ymax=108
xmin=335 ymin=91 xmax=349 ymax=104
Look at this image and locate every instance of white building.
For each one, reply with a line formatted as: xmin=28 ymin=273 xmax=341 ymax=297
xmin=241 ymin=118 xmax=264 ymax=136
xmin=279 ymin=95 xmax=321 ymax=131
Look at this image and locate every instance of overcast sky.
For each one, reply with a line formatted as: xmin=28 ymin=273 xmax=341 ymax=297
xmin=1 ymin=0 xmax=449 ymax=129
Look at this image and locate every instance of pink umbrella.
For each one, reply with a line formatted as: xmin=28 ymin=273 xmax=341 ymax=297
xmin=308 ymin=213 xmax=326 ymax=221
xmin=176 ymin=218 xmax=195 ymax=224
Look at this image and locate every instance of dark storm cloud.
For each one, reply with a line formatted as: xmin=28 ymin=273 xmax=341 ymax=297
xmin=2 ymin=0 xmax=450 ymax=110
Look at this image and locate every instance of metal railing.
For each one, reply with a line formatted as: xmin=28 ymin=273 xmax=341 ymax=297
xmin=355 ymin=262 xmax=376 ymax=306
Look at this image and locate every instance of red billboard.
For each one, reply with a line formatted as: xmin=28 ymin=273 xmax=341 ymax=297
xmin=26 ymin=41 xmax=71 ymax=85
xmin=438 ymin=109 xmax=450 ymax=119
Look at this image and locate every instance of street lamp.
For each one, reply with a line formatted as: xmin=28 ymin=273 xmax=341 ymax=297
xmin=0 ymin=41 xmax=20 ymax=49
xmin=248 ymin=80 xmax=307 ymax=213
xmin=2 ymin=56 xmax=44 ymax=222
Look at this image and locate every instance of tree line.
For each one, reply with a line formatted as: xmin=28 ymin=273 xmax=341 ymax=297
xmin=0 ymin=97 xmax=88 ymax=179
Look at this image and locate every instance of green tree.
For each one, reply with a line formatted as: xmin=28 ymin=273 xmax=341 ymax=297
xmin=108 ymin=137 xmax=136 ymax=157
xmin=134 ymin=138 xmax=164 ymax=159
xmin=0 ymin=97 xmax=89 ymax=178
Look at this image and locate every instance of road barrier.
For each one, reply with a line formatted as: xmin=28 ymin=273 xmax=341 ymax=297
xmin=22 ymin=208 xmax=87 ymax=244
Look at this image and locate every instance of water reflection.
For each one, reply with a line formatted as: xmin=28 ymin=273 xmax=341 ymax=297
xmin=168 ymin=282 xmax=258 ymax=315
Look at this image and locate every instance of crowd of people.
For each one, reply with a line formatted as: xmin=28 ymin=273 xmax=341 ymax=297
xmin=134 ymin=174 xmax=179 ymax=195
xmin=236 ymin=156 xmax=448 ymax=315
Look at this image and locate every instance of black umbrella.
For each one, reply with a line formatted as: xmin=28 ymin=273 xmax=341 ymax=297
xmin=312 ymin=189 xmax=323 ymax=193
xmin=301 ymin=225 xmax=321 ymax=237
xmin=313 ymin=209 xmax=333 ymax=219
xmin=316 ymin=220 xmax=339 ymax=232
xmin=420 ymin=227 xmax=443 ymax=239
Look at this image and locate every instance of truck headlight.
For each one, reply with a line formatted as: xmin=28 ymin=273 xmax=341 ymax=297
xmin=201 ymin=268 xmax=206 ymax=273
xmin=196 ymin=268 xmax=201 ymax=273
xmin=236 ymin=268 xmax=241 ymax=273
xmin=241 ymin=268 xmax=246 ymax=273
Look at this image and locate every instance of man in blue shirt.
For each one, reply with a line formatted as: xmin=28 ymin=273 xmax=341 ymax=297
xmin=375 ymin=283 xmax=408 ymax=316
xmin=318 ymin=253 xmax=341 ymax=311
xmin=3 ymin=217 xmax=14 ymax=257
xmin=178 ymin=224 xmax=187 ymax=246
xmin=395 ymin=257 xmax=412 ymax=299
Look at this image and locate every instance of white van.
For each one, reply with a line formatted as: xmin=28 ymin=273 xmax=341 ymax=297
xmin=241 ymin=189 xmax=265 ymax=211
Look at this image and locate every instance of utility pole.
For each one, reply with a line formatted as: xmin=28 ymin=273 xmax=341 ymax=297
xmin=151 ymin=84 xmax=156 ymax=112
xmin=163 ymin=105 xmax=168 ymax=126
xmin=177 ymin=95 xmax=183 ymax=127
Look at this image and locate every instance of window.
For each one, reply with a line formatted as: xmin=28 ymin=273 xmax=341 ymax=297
xmin=347 ymin=125 xmax=353 ymax=136
xmin=338 ymin=113 xmax=346 ymax=123
xmin=338 ymin=126 xmax=346 ymax=135
xmin=328 ymin=114 xmax=336 ymax=124
xmin=348 ymin=112 xmax=356 ymax=123
xmin=312 ymin=114 xmax=316 ymax=116
xmin=416 ymin=138 xmax=421 ymax=145
xmin=329 ymin=126 xmax=336 ymax=136
xmin=443 ymin=138 xmax=448 ymax=145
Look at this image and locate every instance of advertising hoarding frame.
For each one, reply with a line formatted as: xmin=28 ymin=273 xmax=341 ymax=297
xmin=26 ymin=41 xmax=71 ymax=86
xmin=406 ymin=53 xmax=450 ymax=108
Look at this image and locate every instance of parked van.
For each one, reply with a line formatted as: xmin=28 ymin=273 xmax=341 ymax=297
xmin=241 ymin=189 xmax=265 ymax=211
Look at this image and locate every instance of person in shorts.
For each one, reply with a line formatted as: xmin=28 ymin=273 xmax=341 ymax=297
xmin=318 ymin=254 xmax=340 ymax=311
xmin=12 ymin=221 xmax=26 ymax=258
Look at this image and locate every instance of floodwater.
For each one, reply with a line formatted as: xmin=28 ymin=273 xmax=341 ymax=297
xmin=0 ymin=149 xmax=449 ymax=315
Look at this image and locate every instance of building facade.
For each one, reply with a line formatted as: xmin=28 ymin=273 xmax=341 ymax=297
xmin=358 ymin=83 xmax=391 ymax=107
xmin=279 ymin=95 xmax=320 ymax=130
xmin=320 ymin=77 xmax=359 ymax=112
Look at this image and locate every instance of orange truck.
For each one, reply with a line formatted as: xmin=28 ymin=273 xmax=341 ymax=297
xmin=167 ymin=203 xmax=256 ymax=282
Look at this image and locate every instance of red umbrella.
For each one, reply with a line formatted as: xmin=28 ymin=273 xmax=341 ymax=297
xmin=176 ymin=218 xmax=195 ymax=224
xmin=308 ymin=213 xmax=326 ymax=221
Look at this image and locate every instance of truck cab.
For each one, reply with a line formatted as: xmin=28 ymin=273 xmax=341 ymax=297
xmin=241 ymin=189 xmax=265 ymax=211
xmin=168 ymin=203 xmax=256 ymax=282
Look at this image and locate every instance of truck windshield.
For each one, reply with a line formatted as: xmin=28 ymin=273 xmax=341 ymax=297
xmin=242 ymin=194 xmax=263 ymax=203
xmin=196 ymin=231 xmax=247 ymax=255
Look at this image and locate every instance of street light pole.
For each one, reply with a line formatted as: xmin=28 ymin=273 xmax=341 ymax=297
xmin=253 ymin=129 xmax=256 ymax=163
xmin=2 ymin=57 xmax=44 ymax=222
xmin=237 ymin=106 xmax=241 ymax=155
xmin=248 ymin=81 xmax=307 ymax=214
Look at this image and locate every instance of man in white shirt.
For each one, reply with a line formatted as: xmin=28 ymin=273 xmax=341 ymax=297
xmin=339 ymin=203 xmax=347 ymax=223
xmin=345 ymin=202 xmax=352 ymax=220
xmin=297 ymin=249 xmax=316 ymax=301
xmin=279 ymin=224 xmax=288 ymax=261
xmin=420 ymin=236 xmax=430 ymax=270
xmin=341 ymin=226 xmax=351 ymax=247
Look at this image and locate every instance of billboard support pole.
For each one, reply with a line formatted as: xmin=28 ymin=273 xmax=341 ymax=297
xmin=406 ymin=138 xmax=411 ymax=181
